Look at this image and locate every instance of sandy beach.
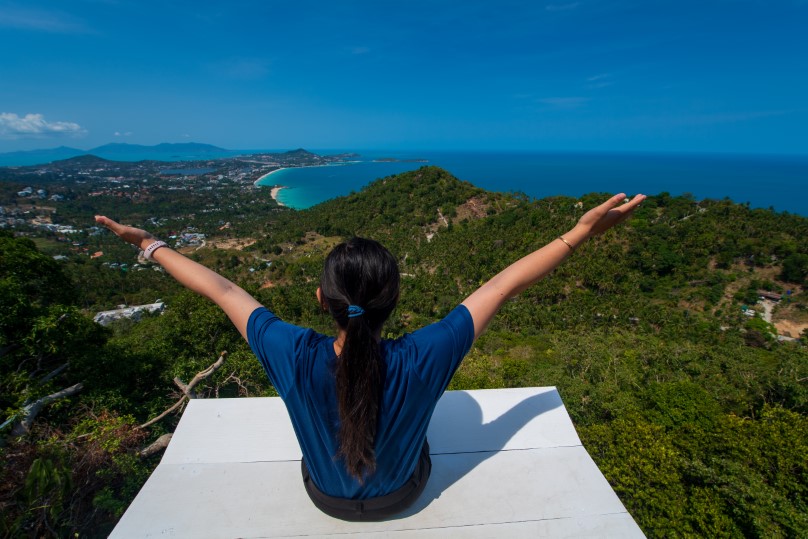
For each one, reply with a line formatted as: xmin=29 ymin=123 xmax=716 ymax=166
xmin=270 ymin=186 xmax=286 ymax=207
xmin=254 ymin=168 xmax=288 ymax=206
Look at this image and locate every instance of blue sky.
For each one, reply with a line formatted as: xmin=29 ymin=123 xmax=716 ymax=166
xmin=1 ymin=0 xmax=807 ymax=153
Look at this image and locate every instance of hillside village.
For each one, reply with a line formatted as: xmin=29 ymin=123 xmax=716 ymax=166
xmin=0 ymin=149 xmax=354 ymax=257
xmin=0 ymin=148 xmax=353 ymax=229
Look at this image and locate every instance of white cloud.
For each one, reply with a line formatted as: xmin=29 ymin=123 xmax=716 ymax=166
xmin=0 ymin=6 xmax=89 ymax=33
xmin=0 ymin=113 xmax=85 ymax=137
xmin=113 ymin=131 xmax=132 ymax=137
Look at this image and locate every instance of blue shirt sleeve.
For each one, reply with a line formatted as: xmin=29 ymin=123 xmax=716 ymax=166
xmin=408 ymin=304 xmax=475 ymax=399
xmin=246 ymin=307 xmax=312 ymax=399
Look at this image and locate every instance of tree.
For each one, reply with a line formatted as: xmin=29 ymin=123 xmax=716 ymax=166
xmin=780 ymin=253 xmax=808 ymax=284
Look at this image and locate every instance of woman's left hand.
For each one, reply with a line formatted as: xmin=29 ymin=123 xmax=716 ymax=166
xmin=575 ymin=193 xmax=646 ymax=239
xmin=95 ymin=215 xmax=157 ymax=250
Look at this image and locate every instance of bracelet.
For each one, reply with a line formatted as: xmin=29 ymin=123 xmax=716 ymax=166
xmin=558 ymin=236 xmax=575 ymax=252
xmin=143 ymin=240 xmax=168 ymax=261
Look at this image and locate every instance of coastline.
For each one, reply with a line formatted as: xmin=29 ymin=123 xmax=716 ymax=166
xmin=254 ymin=163 xmax=352 ymax=208
xmin=254 ymin=167 xmax=288 ymax=207
xmin=253 ymin=163 xmax=342 ymax=186
xmin=253 ymin=167 xmax=286 ymax=186
xmin=270 ymin=186 xmax=286 ymax=207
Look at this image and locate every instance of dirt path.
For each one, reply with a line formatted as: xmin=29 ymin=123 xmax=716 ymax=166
xmin=758 ymin=299 xmax=776 ymax=323
xmin=774 ymin=319 xmax=807 ymax=339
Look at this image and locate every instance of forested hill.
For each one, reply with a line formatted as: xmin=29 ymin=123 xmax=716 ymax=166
xmin=1 ymin=166 xmax=806 ymax=536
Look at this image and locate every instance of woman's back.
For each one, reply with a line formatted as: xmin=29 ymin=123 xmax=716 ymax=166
xmin=247 ymin=304 xmax=474 ymax=499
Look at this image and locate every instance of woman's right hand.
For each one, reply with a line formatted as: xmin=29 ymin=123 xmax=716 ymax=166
xmin=95 ymin=215 xmax=158 ymax=250
xmin=574 ymin=193 xmax=646 ymax=239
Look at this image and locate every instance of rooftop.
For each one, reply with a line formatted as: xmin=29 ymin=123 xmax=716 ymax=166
xmin=112 ymin=387 xmax=643 ymax=537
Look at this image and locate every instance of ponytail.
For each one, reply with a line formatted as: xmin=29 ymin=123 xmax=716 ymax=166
xmin=335 ymin=313 xmax=383 ymax=481
xmin=320 ymin=238 xmax=400 ymax=482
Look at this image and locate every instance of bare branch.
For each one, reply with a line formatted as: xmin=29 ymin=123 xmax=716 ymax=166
xmin=187 ymin=351 xmax=228 ymax=396
xmin=138 ymin=396 xmax=187 ymax=430
xmin=173 ymin=377 xmax=190 ymax=395
xmin=139 ymin=351 xmax=229 ymax=430
xmin=174 ymin=351 xmax=228 ymax=399
xmin=224 ymin=372 xmax=249 ymax=396
xmin=37 ymin=363 xmax=68 ymax=385
xmin=138 ymin=433 xmax=173 ymax=458
xmin=11 ymin=383 xmax=83 ymax=436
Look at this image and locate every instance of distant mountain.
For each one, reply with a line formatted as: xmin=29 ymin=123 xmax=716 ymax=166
xmin=88 ymin=142 xmax=228 ymax=156
xmin=0 ymin=142 xmax=240 ymax=166
xmin=0 ymin=146 xmax=87 ymax=166
xmin=50 ymin=155 xmax=114 ymax=167
xmin=282 ymin=148 xmax=317 ymax=157
xmin=0 ymin=143 xmax=334 ymax=167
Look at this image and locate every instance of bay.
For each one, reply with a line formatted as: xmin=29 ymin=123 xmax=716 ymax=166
xmin=260 ymin=151 xmax=808 ymax=216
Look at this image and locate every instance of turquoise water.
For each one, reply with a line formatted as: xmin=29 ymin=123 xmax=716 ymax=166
xmin=259 ymin=151 xmax=808 ymax=216
xmin=264 ymin=162 xmax=422 ymax=208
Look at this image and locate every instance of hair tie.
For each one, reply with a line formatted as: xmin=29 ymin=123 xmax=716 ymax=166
xmin=347 ymin=305 xmax=365 ymax=318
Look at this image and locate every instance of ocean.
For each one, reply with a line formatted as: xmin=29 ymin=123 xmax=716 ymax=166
xmin=258 ymin=151 xmax=808 ymax=216
xmin=3 ymin=147 xmax=805 ymax=215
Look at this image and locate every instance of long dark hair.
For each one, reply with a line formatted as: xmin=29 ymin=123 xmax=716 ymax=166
xmin=320 ymin=237 xmax=400 ymax=482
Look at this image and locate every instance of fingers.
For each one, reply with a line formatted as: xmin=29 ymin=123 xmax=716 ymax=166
xmin=95 ymin=215 xmax=129 ymax=238
xmin=95 ymin=215 xmax=119 ymax=232
xmin=611 ymin=193 xmax=646 ymax=214
xmin=596 ymin=193 xmax=626 ymax=213
xmin=613 ymin=194 xmax=646 ymax=224
xmin=624 ymin=193 xmax=646 ymax=209
xmin=608 ymin=193 xmax=628 ymax=206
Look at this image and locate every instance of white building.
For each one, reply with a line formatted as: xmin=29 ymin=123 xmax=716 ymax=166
xmin=93 ymin=301 xmax=165 ymax=326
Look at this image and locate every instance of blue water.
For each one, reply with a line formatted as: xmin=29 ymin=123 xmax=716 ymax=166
xmin=4 ymin=146 xmax=805 ymax=215
xmin=258 ymin=151 xmax=808 ymax=216
xmin=263 ymin=161 xmax=425 ymax=209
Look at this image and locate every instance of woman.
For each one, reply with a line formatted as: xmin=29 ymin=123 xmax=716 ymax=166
xmin=96 ymin=191 xmax=645 ymax=520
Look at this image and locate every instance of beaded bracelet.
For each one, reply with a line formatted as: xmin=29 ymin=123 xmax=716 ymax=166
xmin=143 ymin=240 xmax=168 ymax=261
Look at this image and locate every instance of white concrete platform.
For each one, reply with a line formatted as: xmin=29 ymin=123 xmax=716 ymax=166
xmin=112 ymin=387 xmax=644 ymax=538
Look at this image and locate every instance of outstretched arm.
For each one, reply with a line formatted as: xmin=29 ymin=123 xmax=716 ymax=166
xmin=95 ymin=216 xmax=261 ymax=340
xmin=461 ymin=193 xmax=645 ymax=340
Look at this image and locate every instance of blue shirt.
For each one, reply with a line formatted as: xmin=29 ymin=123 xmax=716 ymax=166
xmin=247 ymin=305 xmax=475 ymax=499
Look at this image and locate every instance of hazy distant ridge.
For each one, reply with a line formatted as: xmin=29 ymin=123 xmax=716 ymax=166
xmin=0 ymin=142 xmax=234 ymax=166
xmin=88 ymin=142 xmax=227 ymax=155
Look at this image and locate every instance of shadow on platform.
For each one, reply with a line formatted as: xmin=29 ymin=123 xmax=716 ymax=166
xmin=399 ymin=389 xmax=563 ymax=518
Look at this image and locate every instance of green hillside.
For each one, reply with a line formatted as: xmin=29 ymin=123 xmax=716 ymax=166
xmin=2 ymin=166 xmax=806 ymax=536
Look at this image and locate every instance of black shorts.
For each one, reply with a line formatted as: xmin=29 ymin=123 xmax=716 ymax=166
xmin=301 ymin=440 xmax=432 ymax=521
